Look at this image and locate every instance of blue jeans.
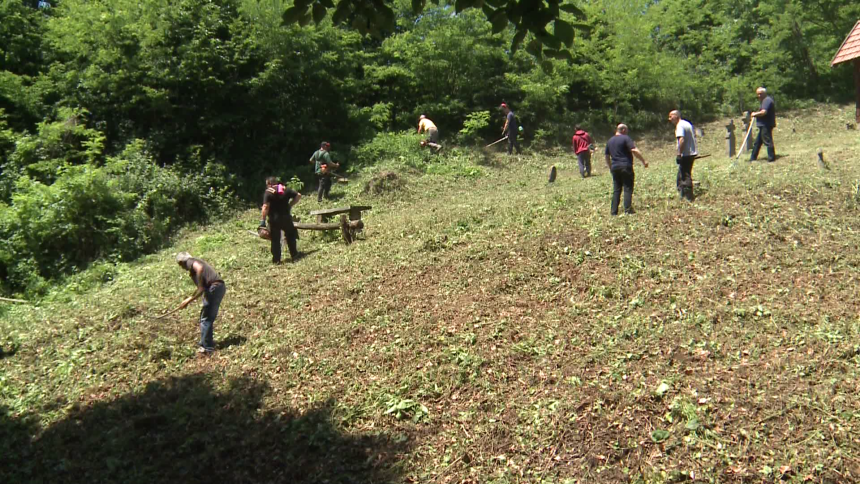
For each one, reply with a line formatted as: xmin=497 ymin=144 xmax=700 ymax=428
xmin=576 ymin=151 xmax=592 ymax=177
xmin=199 ymin=282 xmax=225 ymax=350
xmin=507 ymin=133 xmax=521 ymax=155
xmin=750 ymin=126 xmax=775 ymax=161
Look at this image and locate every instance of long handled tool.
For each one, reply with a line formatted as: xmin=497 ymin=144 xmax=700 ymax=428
xmin=485 ymin=136 xmax=508 ymax=148
xmin=0 ymin=296 xmax=29 ymax=304
xmin=146 ymin=306 xmax=183 ymax=320
xmin=735 ymin=121 xmax=755 ymax=159
xmin=329 ymin=172 xmax=349 ymax=183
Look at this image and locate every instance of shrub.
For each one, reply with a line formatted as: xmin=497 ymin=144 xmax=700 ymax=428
xmin=0 ymin=139 xmax=234 ymax=296
xmin=351 ymin=131 xmax=430 ymax=170
xmin=458 ymin=111 xmax=490 ymax=145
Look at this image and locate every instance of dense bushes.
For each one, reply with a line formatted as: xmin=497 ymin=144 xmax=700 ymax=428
xmin=351 ymin=131 xmax=431 ymax=170
xmin=0 ymin=138 xmax=233 ymax=295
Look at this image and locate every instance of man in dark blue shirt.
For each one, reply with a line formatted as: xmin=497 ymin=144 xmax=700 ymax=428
xmin=750 ymin=87 xmax=776 ymax=162
xmin=500 ymin=103 xmax=521 ymax=155
xmin=604 ymin=124 xmax=648 ymax=215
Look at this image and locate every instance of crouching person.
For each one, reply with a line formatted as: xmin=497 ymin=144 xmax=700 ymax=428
xmin=176 ymin=252 xmax=226 ymax=354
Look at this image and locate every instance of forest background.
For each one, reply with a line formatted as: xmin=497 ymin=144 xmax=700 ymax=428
xmin=1 ymin=0 xmax=859 ymax=295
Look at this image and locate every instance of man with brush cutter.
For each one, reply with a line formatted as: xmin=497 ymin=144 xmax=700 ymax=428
xmin=260 ymin=176 xmax=302 ymax=264
xmin=668 ymin=110 xmax=699 ymax=201
xmin=418 ymin=115 xmax=443 ymax=152
xmin=310 ymin=141 xmax=341 ymax=202
xmin=500 ymin=103 xmax=522 ymax=155
xmin=175 ymin=252 xmax=225 ymax=354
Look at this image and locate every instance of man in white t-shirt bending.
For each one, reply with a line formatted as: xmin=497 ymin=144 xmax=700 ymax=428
xmin=668 ymin=110 xmax=698 ymax=201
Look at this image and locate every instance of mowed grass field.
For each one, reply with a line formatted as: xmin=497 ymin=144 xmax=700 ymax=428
xmin=2 ymin=104 xmax=860 ymax=484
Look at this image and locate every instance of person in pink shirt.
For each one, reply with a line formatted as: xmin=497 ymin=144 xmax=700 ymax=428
xmin=572 ymin=125 xmax=596 ymax=178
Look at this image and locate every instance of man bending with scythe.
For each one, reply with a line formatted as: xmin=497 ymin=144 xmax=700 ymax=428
xmin=175 ymin=252 xmax=226 ymax=354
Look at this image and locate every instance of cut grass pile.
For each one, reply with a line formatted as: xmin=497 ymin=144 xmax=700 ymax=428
xmin=2 ymin=104 xmax=860 ymax=483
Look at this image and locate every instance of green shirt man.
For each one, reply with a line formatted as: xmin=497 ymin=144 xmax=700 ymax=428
xmin=311 ymin=148 xmax=333 ymax=175
xmin=309 ymin=141 xmax=340 ymax=202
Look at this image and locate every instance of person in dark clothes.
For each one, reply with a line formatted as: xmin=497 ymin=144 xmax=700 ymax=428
xmin=572 ymin=126 xmax=596 ymax=178
xmin=750 ymin=87 xmax=776 ymax=162
xmin=500 ymin=103 xmax=521 ymax=155
xmin=309 ymin=142 xmax=341 ymax=202
xmin=260 ymin=177 xmax=302 ymax=264
xmin=175 ymin=252 xmax=226 ymax=354
xmin=604 ymin=124 xmax=648 ymax=216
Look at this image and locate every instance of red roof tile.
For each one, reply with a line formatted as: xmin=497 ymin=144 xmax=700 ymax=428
xmin=832 ymin=20 xmax=860 ymax=66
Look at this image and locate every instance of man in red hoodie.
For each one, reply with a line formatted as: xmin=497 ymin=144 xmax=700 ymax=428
xmin=572 ymin=125 xmax=596 ymax=178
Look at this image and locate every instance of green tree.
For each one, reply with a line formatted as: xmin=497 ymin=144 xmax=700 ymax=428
xmin=282 ymin=0 xmax=589 ymax=57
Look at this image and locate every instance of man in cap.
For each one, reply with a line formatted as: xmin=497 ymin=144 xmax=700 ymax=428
xmin=500 ymin=103 xmax=521 ymax=155
xmin=418 ymin=115 xmax=442 ymax=152
xmin=309 ymin=141 xmax=341 ymax=202
xmin=668 ymin=110 xmax=698 ymax=201
xmin=175 ymin=252 xmax=226 ymax=354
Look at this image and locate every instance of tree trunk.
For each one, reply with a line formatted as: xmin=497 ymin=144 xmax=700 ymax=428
xmin=792 ymin=20 xmax=819 ymax=86
xmin=855 ymin=60 xmax=860 ymax=124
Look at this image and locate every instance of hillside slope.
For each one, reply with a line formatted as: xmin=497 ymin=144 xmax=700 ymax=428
xmin=2 ymin=105 xmax=860 ymax=483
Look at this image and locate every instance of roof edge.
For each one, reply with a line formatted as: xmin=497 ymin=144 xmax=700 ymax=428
xmin=831 ymin=19 xmax=860 ymax=67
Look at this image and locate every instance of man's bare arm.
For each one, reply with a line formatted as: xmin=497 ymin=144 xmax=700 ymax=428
xmin=631 ymin=148 xmax=648 ymax=168
xmin=178 ymin=262 xmax=205 ymax=309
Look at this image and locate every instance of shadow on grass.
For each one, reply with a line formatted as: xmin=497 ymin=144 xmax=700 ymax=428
xmin=475 ymin=147 xmax=511 ymax=168
xmin=290 ymin=248 xmax=321 ymax=262
xmin=1 ymin=374 xmax=407 ymax=484
xmin=216 ymin=334 xmax=247 ymax=350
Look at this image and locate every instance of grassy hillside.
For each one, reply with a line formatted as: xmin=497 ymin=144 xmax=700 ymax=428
xmin=2 ymin=104 xmax=860 ymax=483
